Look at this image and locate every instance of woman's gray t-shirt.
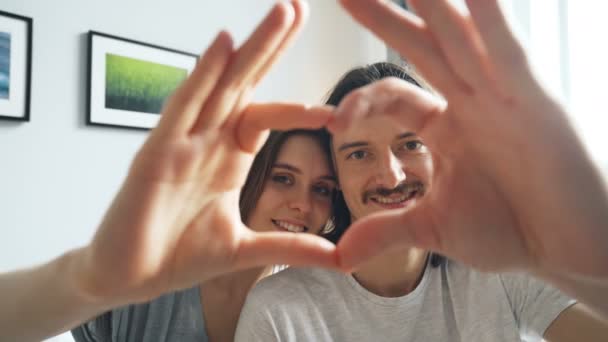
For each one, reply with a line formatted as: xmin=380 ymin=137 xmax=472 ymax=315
xmin=71 ymin=286 xmax=207 ymax=342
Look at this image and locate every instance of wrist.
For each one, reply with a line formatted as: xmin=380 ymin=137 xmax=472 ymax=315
xmin=63 ymin=246 xmax=120 ymax=310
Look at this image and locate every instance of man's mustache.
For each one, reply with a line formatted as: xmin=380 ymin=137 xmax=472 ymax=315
xmin=362 ymin=181 xmax=424 ymax=203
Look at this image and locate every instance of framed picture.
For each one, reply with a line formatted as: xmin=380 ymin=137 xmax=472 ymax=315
xmin=87 ymin=31 xmax=198 ymax=130
xmin=0 ymin=10 xmax=32 ymax=121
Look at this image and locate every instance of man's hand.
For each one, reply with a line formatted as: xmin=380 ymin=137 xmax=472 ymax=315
xmin=333 ymin=0 xmax=608 ymax=281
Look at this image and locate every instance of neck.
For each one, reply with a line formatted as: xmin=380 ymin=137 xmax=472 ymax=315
xmin=352 ymin=247 xmax=428 ymax=297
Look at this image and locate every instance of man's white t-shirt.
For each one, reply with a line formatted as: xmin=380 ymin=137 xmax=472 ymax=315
xmin=236 ymin=260 xmax=575 ymax=341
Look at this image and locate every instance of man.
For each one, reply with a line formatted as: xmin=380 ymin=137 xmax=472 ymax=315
xmin=334 ymin=0 xmax=608 ymax=321
xmin=237 ymin=63 xmax=608 ymax=341
xmin=234 ymin=62 xmax=608 ymax=341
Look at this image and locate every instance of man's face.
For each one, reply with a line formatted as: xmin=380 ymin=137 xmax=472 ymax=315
xmin=332 ymin=115 xmax=433 ymax=221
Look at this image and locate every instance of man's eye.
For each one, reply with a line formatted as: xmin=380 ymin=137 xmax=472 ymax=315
xmin=347 ymin=150 xmax=367 ymax=160
xmin=404 ymin=140 xmax=424 ymax=151
xmin=271 ymin=174 xmax=293 ymax=185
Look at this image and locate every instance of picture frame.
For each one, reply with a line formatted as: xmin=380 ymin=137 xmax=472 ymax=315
xmin=87 ymin=31 xmax=198 ymax=130
xmin=0 ymin=10 xmax=33 ymax=121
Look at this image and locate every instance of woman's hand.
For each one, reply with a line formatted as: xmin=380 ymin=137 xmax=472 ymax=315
xmin=76 ymin=0 xmax=338 ymax=306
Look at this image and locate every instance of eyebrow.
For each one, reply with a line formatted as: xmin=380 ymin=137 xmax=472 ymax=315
xmin=273 ymin=163 xmax=336 ymax=182
xmin=396 ymin=132 xmax=417 ymax=140
xmin=337 ymin=132 xmax=417 ymax=152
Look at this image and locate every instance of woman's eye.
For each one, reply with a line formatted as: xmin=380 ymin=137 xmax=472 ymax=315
xmin=347 ymin=150 xmax=367 ymax=160
xmin=312 ymin=185 xmax=333 ymax=197
xmin=271 ymin=174 xmax=293 ymax=185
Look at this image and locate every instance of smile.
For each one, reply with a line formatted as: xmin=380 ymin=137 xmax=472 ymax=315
xmin=272 ymin=219 xmax=308 ymax=233
xmin=368 ymin=184 xmax=422 ymax=209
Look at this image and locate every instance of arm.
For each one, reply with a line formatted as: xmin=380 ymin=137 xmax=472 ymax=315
xmin=0 ymin=249 xmax=111 ymax=342
xmin=0 ymin=2 xmax=338 ymax=340
xmin=544 ymin=304 xmax=608 ymax=342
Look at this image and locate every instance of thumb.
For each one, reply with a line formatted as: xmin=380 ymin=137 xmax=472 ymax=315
xmin=234 ymin=230 xmax=339 ymax=270
xmin=336 ymin=202 xmax=439 ymax=271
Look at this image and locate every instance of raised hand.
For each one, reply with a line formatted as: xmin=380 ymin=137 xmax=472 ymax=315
xmin=74 ymin=0 xmax=338 ymax=306
xmin=333 ymin=0 xmax=608 ymax=279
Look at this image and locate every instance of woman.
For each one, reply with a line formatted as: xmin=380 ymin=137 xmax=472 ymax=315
xmin=0 ymin=3 xmax=344 ymax=341
xmin=71 ymin=128 xmax=340 ymax=342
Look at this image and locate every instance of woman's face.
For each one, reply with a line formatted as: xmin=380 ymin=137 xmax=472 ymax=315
xmin=247 ymin=134 xmax=337 ymax=235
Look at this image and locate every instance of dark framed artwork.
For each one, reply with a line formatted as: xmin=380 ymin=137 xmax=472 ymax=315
xmin=87 ymin=31 xmax=198 ymax=130
xmin=0 ymin=10 xmax=32 ymax=121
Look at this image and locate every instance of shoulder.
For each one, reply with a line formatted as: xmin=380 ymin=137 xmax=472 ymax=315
xmin=438 ymin=258 xmax=502 ymax=286
xmin=431 ymin=259 xmax=519 ymax=306
xmin=247 ymin=267 xmax=343 ymax=309
xmin=238 ymin=268 xmax=347 ymax=340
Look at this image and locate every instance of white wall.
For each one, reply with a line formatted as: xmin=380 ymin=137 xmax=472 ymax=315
xmin=0 ymin=1 xmax=385 ymax=340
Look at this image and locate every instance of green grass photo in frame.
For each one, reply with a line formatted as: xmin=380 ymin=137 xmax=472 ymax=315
xmin=87 ymin=31 xmax=198 ymax=130
xmin=105 ymin=53 xmax=188 ymax=114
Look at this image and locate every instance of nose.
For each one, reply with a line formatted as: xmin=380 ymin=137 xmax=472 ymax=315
xmin=287 ymin=189 xmax=313 ymax=215
xmin=375 ymin=150 xmax=406 ymax=189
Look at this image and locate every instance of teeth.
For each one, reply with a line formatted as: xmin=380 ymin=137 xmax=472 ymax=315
xmin=374 ymin=194 xmax=409 ymax=204
xmin=274 ymin=220 xmax=306 ymax=233
xmin=373 ymin=189 xmax=421 ymax=205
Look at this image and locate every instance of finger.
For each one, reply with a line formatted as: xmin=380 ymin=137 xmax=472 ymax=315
xmin=219 ymin=0 xmax=309 ymax=134
xmin=191 ymin=2 xmax=297 ymax=133
xmin=236 ymin=103 xmax=333 ymax=153
xmin=325 ymin=87 xmax=370 ymax=133
xmin=250 ymin=0 xmax=309 ymax=86
xmin=155 ymin=31 xmax=233 ymax=137
xmin=336 ymin=203 xmax=440 ymax=271
xmin=328 ymin=78 xmax=445 ymax=137
xmin=235 ymin=230 xmax=339 ymax=270
xmin=465 ymin=0 xmax=532 ymax=88
xmin=409 ymin=0 xmax=489 ymax=91
xmin=338 ymin=0 xmax=467 ymax=96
